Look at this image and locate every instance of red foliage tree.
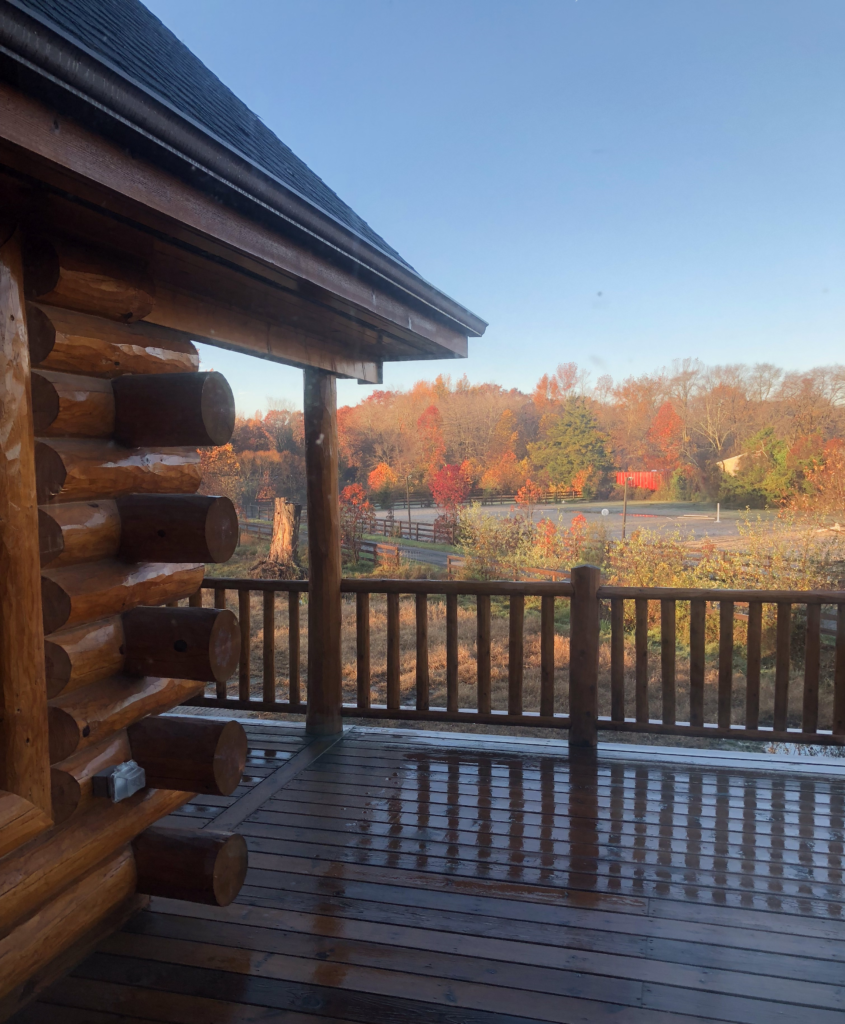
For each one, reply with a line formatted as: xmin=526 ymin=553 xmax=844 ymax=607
xmin=645 ymin=402 xmax=685 ymax=472
xmin=339 ymin=484 xmax=375 ymax=562
xmin=431 ymin=463 xmax=472 ymax=512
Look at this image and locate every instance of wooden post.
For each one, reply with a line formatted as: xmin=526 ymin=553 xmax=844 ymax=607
xmin=0 ymin=229 xmax=52 ymax=815
xmin=568 ymin=564 xmax=601 ymax=749
xmin=303 ymin=369 xmax=342 ymax=735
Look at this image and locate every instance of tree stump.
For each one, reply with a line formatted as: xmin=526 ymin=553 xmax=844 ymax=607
xmin=251 ymin=498 xmax=303 ymax=580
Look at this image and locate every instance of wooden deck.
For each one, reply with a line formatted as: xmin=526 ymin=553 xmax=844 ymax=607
xmin=14 ymin=719 xmax=845 ymax=1024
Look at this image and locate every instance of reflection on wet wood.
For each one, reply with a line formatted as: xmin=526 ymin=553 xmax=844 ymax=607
xmin=23 ymin=722 xmax=845 ymax=1024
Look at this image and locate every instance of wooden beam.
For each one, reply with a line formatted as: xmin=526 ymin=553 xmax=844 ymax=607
xmin=133 ymin=827 xmax=247 ymax=906
xmin=127 ymin=717 xmax=246 ymax=796
xmin=303 ymin=369 xmax=342 ymax=736
xmin=0 ymin=228 xmax=52 ymax=816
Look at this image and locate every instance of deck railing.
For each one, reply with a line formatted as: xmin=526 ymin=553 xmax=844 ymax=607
xmin=183 ymin=568 xmax=845 ymax=746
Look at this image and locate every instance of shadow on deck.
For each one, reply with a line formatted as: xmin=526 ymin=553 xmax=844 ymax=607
xmin=14 ymin=720 xmax=845 ymax=1023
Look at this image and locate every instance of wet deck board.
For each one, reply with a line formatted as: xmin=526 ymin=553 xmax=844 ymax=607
xmin=13 ymin=722 xmax=845 ymax=1023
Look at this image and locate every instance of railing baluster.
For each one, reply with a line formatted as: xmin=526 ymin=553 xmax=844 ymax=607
xmin=774 ymin=603 xmax=791 ymax=732
xmin=834 ymin=604 xmax=845 ymax=736
xmin=238 ymin=588 xmax=251 ymax=701
xmin=477 ymin=594 xmax=491 ymax=714
xmin=356 ymin=592 xmax=370 ymax=709
xmin=718 ymin=600 xmax=733 ymax=730
xmin=610 ymin=598 xmax=624 ymax=723
xmin=446 ymin=594 xmax=458 ymax=712
xmin=661 ymin=599 xmax=676 ymax=725
xmin=189 ymin=589 xmax=203 ymax=608
xmin=508 ymin=594 xmax=524 ymax=715
xmin=416 ymin=593 xmax=429 ymax=711
xmin=745 ymin=601 xmax=762 ymax=729
xmin=540 ymin=595 xmax=555 ymax=718
xmin=288 ymin=591 xmax=300 ymax=706
xmin=635 ymin=597 xmax=648 ymax=723
xmin=214 ymin=586 xmax=227 ymax=700
xmin=689 ymin=598 xmax=705 ymax=727
xmin=803 ymin=603 xmax=820 ymax=734
xmin=262 ymin=591 xmax=275 ymax=703
xmin=387 ymin=593 xmax=400 ymax=709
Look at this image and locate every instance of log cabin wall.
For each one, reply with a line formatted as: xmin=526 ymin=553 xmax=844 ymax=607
xmin=0 ymin=222 xmax=249 ymax=1018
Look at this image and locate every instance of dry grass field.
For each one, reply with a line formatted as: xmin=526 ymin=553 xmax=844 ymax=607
xmin=205 ymin=589 xmax=840 ymax=735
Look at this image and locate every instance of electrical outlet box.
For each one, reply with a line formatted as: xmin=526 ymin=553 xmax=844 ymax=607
xmin=92 ymin=760 xmax=146 ymax=802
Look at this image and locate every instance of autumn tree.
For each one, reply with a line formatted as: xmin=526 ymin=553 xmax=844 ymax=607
xmin=528 ymin=398 xmax=611 ymax=496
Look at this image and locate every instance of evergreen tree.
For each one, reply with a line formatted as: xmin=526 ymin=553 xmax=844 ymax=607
xmin=528 ymin=398 xmax=611 ymax=491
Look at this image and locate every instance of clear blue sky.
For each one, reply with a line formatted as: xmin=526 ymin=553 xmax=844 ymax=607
xmin=142 ymin=0 xmax=844 ymax=414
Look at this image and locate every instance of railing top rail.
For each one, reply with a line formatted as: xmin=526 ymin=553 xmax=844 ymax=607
xmin=598 ymin=585 xmax=845 ymax=603
xmin=199 ymin=577 xmax=574 ymax=596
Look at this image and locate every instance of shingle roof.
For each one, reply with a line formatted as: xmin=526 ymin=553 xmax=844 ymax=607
xmin=13 ymin=0 xmax=412 ymax=268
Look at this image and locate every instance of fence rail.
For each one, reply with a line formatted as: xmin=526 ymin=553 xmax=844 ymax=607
xmin=182 ymin=572 xmax=845 ymax=746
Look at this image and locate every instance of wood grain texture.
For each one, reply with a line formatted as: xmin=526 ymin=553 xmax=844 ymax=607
xmin=634 ymin=598 xmax=649 ymax=724
xmin=117 ymin=495 xmax=238 ymax=564
xmin=122 ymin=607 xmax=240 ymax=683
xmin=44 ymin=617 xmax=125 ymax=699
xmin=0 ymin=229 xmax=52 ymax=815
xmin=288 ymin=592 xmax=301 ymax=707
xmin=446 ymin=593 xmax=458 ymax=714
xmin=476 ymin=594 xmax=492 ymax=715
xmin=0 ymin=847 xmax=137 ymax=1004
xmin=507 ymin=595 xmax=524 ymax=716
xmin=303 ymin=370 xmax=342 ymax=735
xmin=689 ymin=599 xmax=705 ymax=728
xmin=30 ymin=370 xmax=114 ymax=438
xmin=27 ymin=303 xmax=199 ymax=378
xmin=609 ymin=598 xmax=624 ymax=723
xmin=35 ymin=439 xmax=201 ymax=504
xmin=263 ymin=591 xmax=275 ymax=703
xmin=22 ymin=235 xmax=154 ymax=323
xmin=41 ymin=560 xmax=205 ymax=635
xmin=386 ymin=594 xmax=400 ymax=711
xmin=0 ymin=791 xmax=51 ymax=859
xmin=660 ymin=600 xmax=676 ymax=725
xmin=112 ymin=372 xmax=235 ymax=448
xmin=718 ymin=601 xmax=734 ymax=730
xmin=133 ymin=828 xmax=247 ymax=907
xmin=39 ymin=500 xmax=121 ymax=568
xmin=127 ymin=717 xmax=246 ymax=797
xmin=50 ymin=731 xmax=133 ymax=824
xmin=569 ymin=565 xmax=601 ymax=747
xmin=0 ymin=786 xmax=188 ymax=935
xmin=356 ymin=593 xmax=370 ymax=710
xmin=415 ymin=595 xmax=429 ymax=712
xmin=745 ymin=601 xmax=762 ymax=730
xmin=47 ymin=675 xmax=205 ymax=763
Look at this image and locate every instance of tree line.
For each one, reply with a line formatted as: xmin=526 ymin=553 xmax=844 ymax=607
xmin=201 ymin=359 xmax=845 ymax=512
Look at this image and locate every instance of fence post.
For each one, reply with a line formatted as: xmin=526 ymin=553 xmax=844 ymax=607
xmin=569 ymin=564 xmax=602 ymax=749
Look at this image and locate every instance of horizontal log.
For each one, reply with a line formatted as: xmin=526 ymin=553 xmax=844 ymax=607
xmin=133 ymin=826 xmax=248 ymax=906
xmin=39 ymin=501 xmax=121 ymax=568
xmin=40 ymin=495 xmax=237 ymax=568
xmin=41 ymin=560 xmax=205 ymax=634
xmin=0 ymin=791 xmax=52 ymax=859
xmin=48 ymin=674 xmax=205 ymax=763
xmin=117 ymin=494 xmax=238 ymax=564
xmin=31 ymin=369 xmax=114 ymax=437
xmin=0 ymin=786 xmax=188 ymax=935
xmin=113 ymin=372 xmax=235 ymax=447
xmin=35 ymin=439 xmax=201 ymax=504
xmin=0 ymin=846 xmax=136 ymax=1004
xmin=27 ymin=303 xmax=199 ymax=377
xmin=44 ymin=617 xmax=125 ymax=699
xmin=50 ymin=731 xmax=132 ymax=824
xmin=23 ymin=235 xmax=155 ymax=322
xmin=122 ymin=607 xmax=240 ymax=683
xmin=128 ymin=717 xmax=247 ymax=796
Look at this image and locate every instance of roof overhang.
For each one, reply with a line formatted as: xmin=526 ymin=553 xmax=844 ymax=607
xmin=0 ymin=2 xmax=486 ymax=382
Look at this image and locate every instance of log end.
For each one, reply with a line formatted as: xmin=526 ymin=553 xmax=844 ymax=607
xmin=30 ymin=371 xmax=60 ymax=434
xmin=50 ymin=765 xmax=82 ymax=825
xmin=201 ymin=372 xmax=236 ymax=446
xmin=41 ymin=575 xmax=72 ymax=636
xmin=213 ymin=720 xmax=248 ymax=797
xmin=133 ymin=827 xmax=248 ymax=906
xmin=38 ymin=508 xmax=65 ymax=568
xmin=44 ymin=639 xmax=73 ymax=699
xmin=205 ymin=496 xmax=239 ymax=563
xmin=34 ymin=441 xmax=67 ymax=505
xmin=26 ymin=302 xmax=57 ymax=365
xmin=47 ymin=706 xmax=81 ymax=764
xmin=209 ymin=609 xmax=240 ymax=683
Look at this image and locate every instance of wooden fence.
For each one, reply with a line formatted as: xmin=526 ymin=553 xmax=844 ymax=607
xmin=182 ymin=570 xmax=845 ymax=746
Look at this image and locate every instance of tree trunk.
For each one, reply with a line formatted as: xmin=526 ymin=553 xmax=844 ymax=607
xmin=269 ymin=498 xmax=301 ymax=563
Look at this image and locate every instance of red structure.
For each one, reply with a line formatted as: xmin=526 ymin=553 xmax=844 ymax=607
xmin=616 ymin=470 xmax=663 ymax=490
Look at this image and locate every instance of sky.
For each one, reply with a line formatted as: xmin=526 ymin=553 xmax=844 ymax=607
xmin=142 ymin=0 xmax=845 ymax=415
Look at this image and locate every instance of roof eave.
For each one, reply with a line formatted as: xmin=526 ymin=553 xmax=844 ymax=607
xmin=0 ymin=1 xmax=488 ymax=339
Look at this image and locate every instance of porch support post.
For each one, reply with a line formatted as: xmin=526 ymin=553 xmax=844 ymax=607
xmin=303 ymin=368 xmax=343 ymax=735
xmin=0 ymin=228 xmax=52 ymax=813
xmin=568 ymin=564 xmax=601 ymax=750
